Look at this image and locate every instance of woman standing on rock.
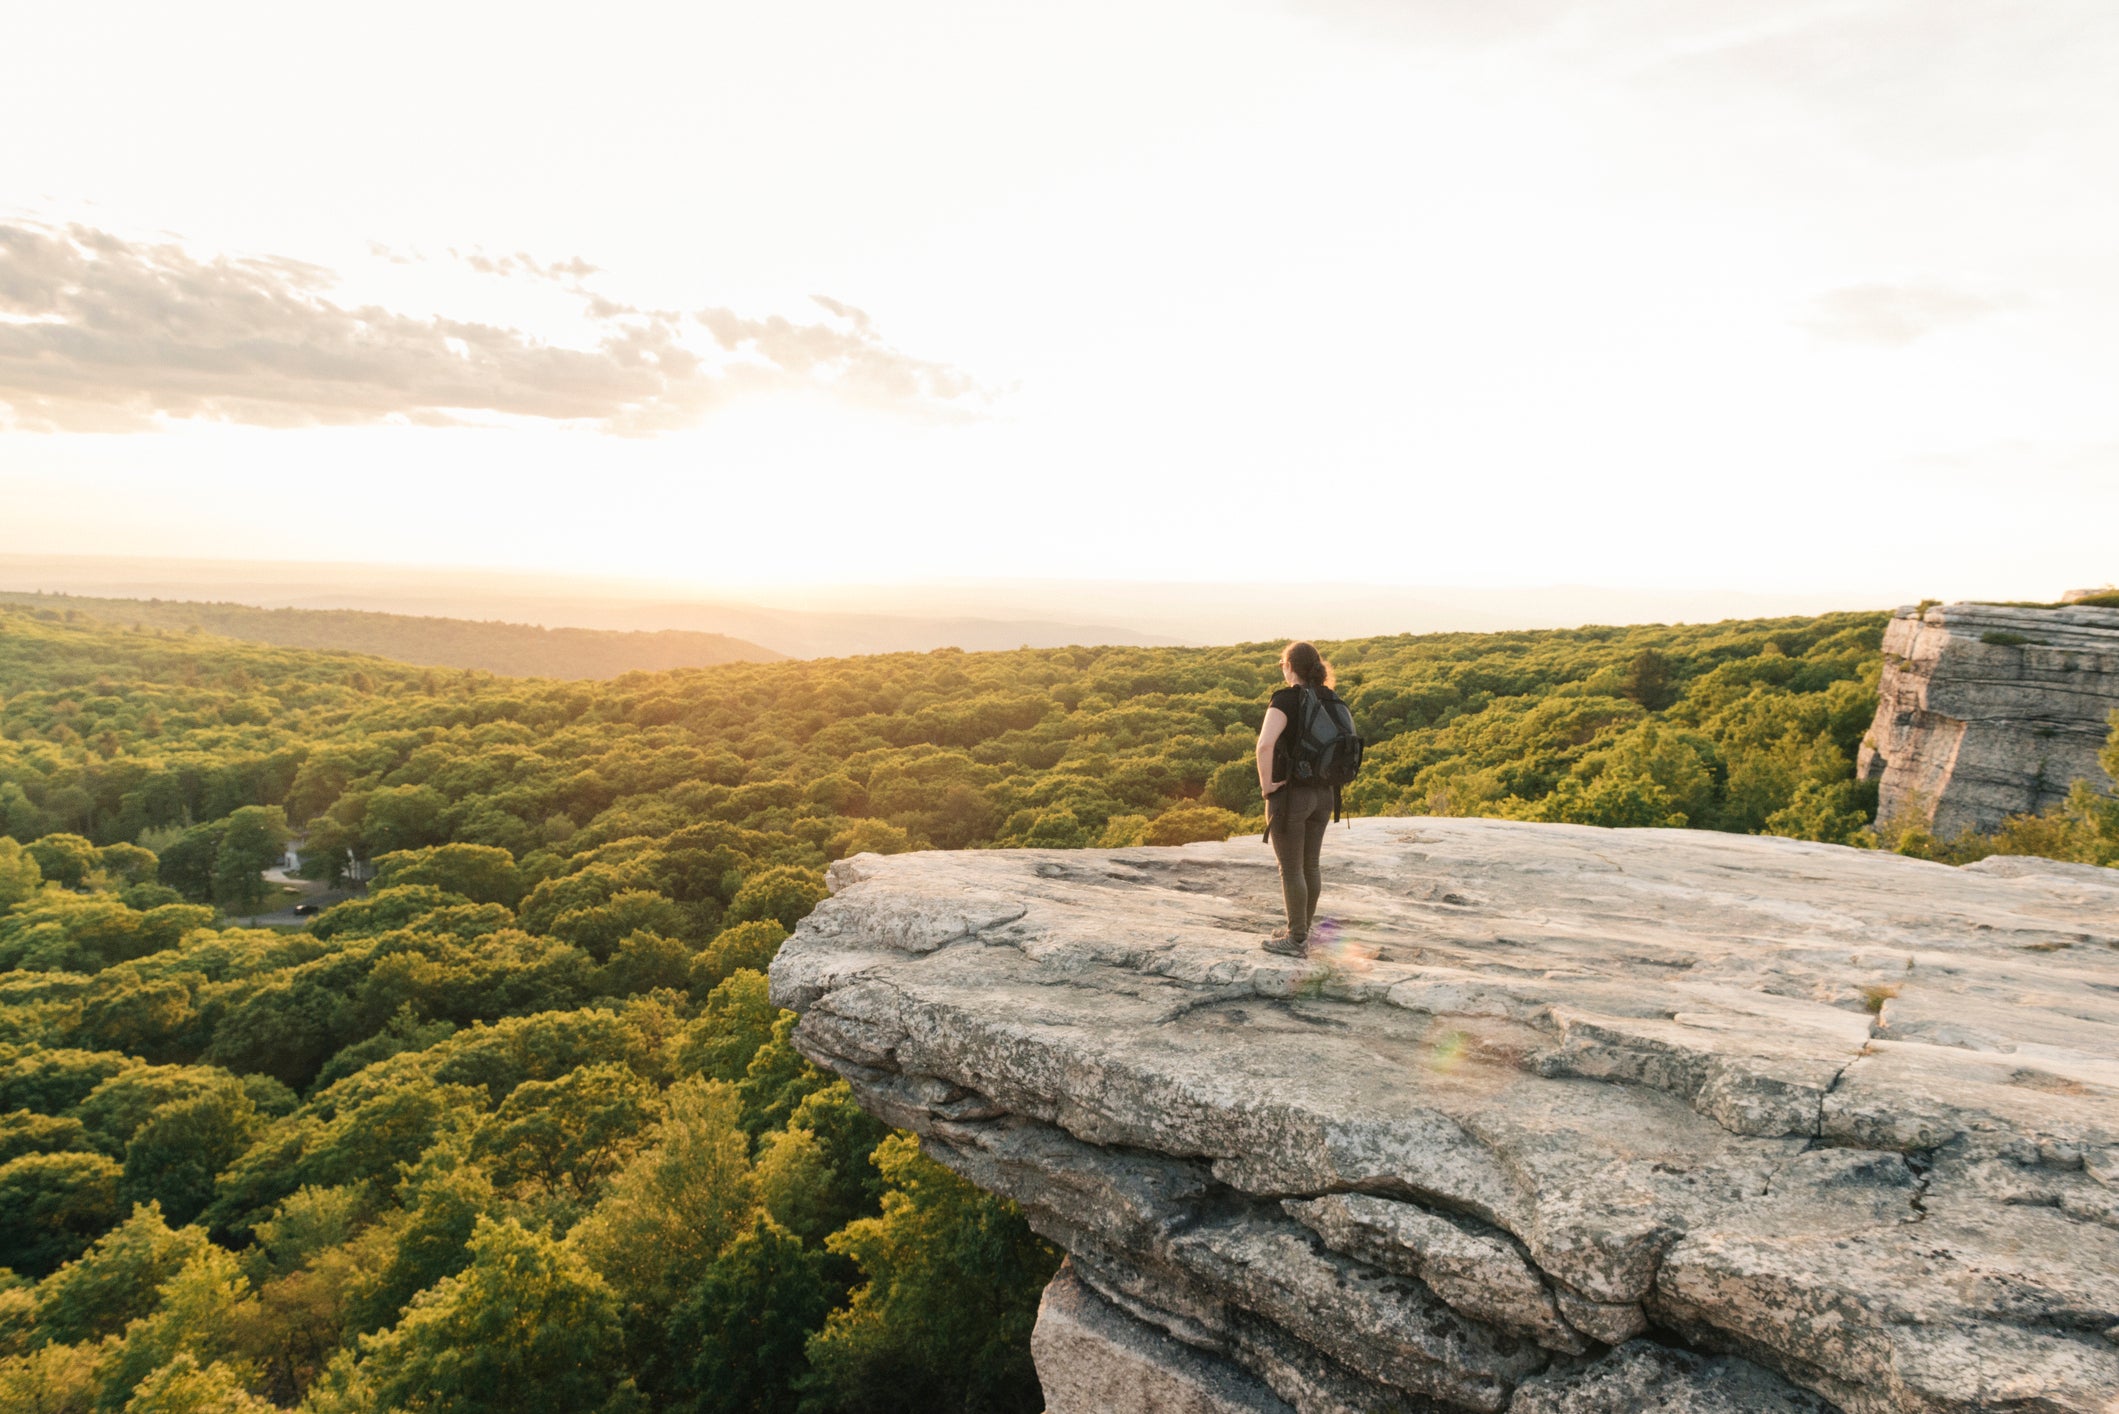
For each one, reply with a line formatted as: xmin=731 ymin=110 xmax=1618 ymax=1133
xmin=1256 ymin=640 xmax=1357 ymax=956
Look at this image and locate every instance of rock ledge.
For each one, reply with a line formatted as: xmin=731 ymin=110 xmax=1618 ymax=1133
xmin=1858 ymin=600 xmax=2119 ymax=835
xmin=770 ymin=818 xmax=2119 ymax=1413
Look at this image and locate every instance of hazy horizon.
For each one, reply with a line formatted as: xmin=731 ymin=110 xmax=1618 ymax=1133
xmin=0 ymin=548 xmax=2056 ymax=658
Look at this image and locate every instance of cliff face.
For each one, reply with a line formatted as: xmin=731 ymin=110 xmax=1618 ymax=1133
xmin=1857 ymin=602 xmax=2119 ymax=836
xmin=769 ymin=820 xmax=2119 ymax=1414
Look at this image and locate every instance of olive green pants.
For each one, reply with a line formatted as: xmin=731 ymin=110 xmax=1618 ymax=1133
xmin=1267 ymin=783 xmax=1334 ymax=940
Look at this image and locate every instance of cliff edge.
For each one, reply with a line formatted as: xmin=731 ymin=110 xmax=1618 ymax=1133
xmin=770 ymin=819 xmax=2119 ymax=1414
xmin=1858 ymin=602 xmax=2119 ymax=836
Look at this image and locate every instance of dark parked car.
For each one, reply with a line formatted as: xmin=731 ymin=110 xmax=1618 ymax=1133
xmin=291 ymin=902 xmax=320 ymax=916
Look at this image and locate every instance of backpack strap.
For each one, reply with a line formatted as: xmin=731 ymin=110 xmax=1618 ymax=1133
xmin=1263 ymin=688 xmax=1287 ymax=844
xmin=1324 ymin=688 xmax=1345 ymax=825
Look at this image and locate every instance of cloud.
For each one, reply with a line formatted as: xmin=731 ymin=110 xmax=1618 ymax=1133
xmin=1796 ymin=281 xmax=2021 ymax=347
xmin=0 ymin=221 xmax=985 ymax=433
xmin=452 ymin=247 xmax=602 ymax=283
xmin=694 ymin=298 xmax=981 ymax=406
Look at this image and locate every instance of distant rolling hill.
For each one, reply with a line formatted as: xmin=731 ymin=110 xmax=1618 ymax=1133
xmin=0 ymin=592 xmax=783 ymax=679
xmin=0 ymin=556 xmax=1181 ymax=658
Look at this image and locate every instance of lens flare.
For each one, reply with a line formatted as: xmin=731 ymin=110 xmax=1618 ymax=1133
xmin=1306 ymin=916 xmax=1379 ymax=980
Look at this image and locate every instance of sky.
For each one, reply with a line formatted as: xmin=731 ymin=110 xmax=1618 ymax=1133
xmin=3 ymin=0 xmax=2115 ymax=607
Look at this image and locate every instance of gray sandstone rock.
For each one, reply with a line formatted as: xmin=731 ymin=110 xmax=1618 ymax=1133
xmin=1283 ymin=1193 xmax=1588 ymax=1353
xmin=770 ymin=817 xmax=2119 ymax=1412
xmin=1509 ymin=1341 xmax=1840 ymax=1412
xmin=1035 ymin=1264 xmax=1295 ymax=1414
xmin=1857 ymin=601 xmax=2119 ymax=836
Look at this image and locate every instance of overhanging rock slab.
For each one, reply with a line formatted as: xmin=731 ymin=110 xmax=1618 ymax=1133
xmin=770 ymin=817 xmax=2119 ymax=1413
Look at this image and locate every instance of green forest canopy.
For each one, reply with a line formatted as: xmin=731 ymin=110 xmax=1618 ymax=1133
xmin=1 ymin=603 xmax=2114 ymax=1413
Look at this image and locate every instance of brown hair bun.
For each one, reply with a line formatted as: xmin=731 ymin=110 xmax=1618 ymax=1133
xmin=1280 ymin=641 xmax=1334 ymax=690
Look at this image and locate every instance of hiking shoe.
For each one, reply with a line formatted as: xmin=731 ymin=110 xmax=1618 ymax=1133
xmin=1262 ymin=933 xmax=1307 ymax=957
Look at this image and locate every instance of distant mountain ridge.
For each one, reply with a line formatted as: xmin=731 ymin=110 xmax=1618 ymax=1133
xmin=0 ymin=552 xmax=1926 ymax=655
xmin=0 ymin=592 xmax=783 ymax=680
xmin=0 ymin=556 xmax=1179 ymax=658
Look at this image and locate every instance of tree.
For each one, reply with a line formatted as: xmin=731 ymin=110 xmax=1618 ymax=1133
xmin=120 ymin=1351 xmax=276 ymax=1414
xmin=348 ymin=1159 xmax=495 ymax=1336
xmin=666 ymin=1214 xmax=830 ymax=1414
xmin=825 ymin=820 xmax=916 ymax=860
xmin=1203 ymin=760 xmax=1258 ymax=813
xmin=0 ymin=1341 xmax=98 ymax=1412
xmin=204 ymin=1079 xmax=485 ymax=1240
xmin=0 ymin=837 xmax=44 ymax=912
xmin=693 ymin=921 xmax=788 ymax=996
xmin=680 ymin=972 xmax=781 ymax=1085
xmin=212 ymin=1184 xmax=378 ymax=1403
xmin=94 ymin=1243 xmax=254 ymax=1410
xmin=97 ymin=842 xmax=161 ymax=889
xmin=600 ymin=930 xmax=694 ymax=997
xmin=471 ymin=1063 xmax=661 ymax=1200
xmin=1141 ymin=805 xmax=1239 ymax=847
xmin=248 ymin=1183 xmax=364 ymax=1279
xmin=1096 ymin=815 xmax=1150 ymax=848
xmin=752 ymin=1128 xmax=838 ymax=1248
xmin=737 ymin=1015 xmax=830 ymax=1140
xmin=0 ymin=1049 xmax=137 ymax=1117
xmin=308 ymin=885 xmax=472 ymax=941
xmin=120 ymin=881 xmax=187 ymax=911
xmin=1524 ymin=722 xmax=1717 ymax=829
xmin=157 ymin=822 xmax=227 ymax=904
xmin=25 ymin=834 xmax=99 ymax=891
xmin=725 ymin=868 xmax=827 ymax=934
xmin=357 ymin=786 xmax=447 ymax=858
xmin=1621 ymin=648 xmax=1677 ymax=711
xmin=767 ymin=1083 xmax=887 ymax=1243
xmin=570 ymin=1079 xmax=756 ymax=1319
xmin=29 ymin=1201 xmax=212 ymax=1345
xmin=549 ymin=890 xmax=686 ymax=961
xmin=0 ymin=782 xmax=44 ymax=844
xmin=358 ymin=1217 xmax=627 ymax=1414
xmin=296 ymin=815 xmax=361 ymax=888
xmin=372 ymin=845 xmax=524 ymax=909
xmin=311 ymin=1008 xmax=458 ymax=1093
xmin=0 ymin=1151 xmax=125 ymax=1278
xmin=75 ymin=968 xmax=200 ymax=1062
xmin=1013 ymin=809 xmax=1090 ymax=849
xmin=1764 ymin=777 xmax=1871 ymax=845
xmin=0 ymin=895 xmax=210 ymax=974
xmin=0 ymin=1112 xmax=90 ymax=1166
xmin=123 ymin=1085 xmax=264 ymax=1225
xmin=75 ymin=1065 xmax=230 ymax=1155
xmin=797 ymin=1136 xmax=1055 ymax=1414
xmin=213 ymin=806 xmax=291 ymax=912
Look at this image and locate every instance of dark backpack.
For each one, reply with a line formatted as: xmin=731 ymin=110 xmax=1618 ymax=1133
xmin=1282 ymin=687 xmax=1365 ymax=827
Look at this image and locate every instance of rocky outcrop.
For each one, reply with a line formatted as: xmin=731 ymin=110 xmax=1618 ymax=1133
xmin=1858 ymin=601 xmax=2119 ymax=836
xmin=769 ymin=819 xmax=2119 ymax=1414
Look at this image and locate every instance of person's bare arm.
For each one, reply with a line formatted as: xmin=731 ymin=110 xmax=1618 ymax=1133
xmin=1256 ymin=707 xmax=1288 ymax=797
